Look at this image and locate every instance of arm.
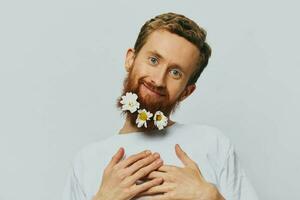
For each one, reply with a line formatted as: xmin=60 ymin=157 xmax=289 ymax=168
xmin=62 ymin=166 xmax=87 ymax=200
xmin=218 ymin=145 xmax=259 ymax=200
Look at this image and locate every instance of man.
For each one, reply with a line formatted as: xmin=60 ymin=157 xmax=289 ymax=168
xmin=63 ymin=12 xmax=258 ymax=200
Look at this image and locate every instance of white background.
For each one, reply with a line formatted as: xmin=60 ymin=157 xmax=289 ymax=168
xmin=0 ymin=0 xmax=299 ymax=199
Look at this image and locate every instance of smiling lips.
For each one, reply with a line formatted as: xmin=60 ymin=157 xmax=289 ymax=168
xmin=142 ymin=82 xmax=166 ymax=97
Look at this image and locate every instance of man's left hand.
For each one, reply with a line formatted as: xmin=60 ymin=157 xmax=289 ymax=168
xmin=137 ymin=144 xmax=225 ymax=200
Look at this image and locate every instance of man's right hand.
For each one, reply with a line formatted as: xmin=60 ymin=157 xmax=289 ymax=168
xmin=93 ymin=147 xmax=163 ymax=200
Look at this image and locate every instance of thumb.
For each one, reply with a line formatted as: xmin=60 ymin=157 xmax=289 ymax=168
xmin=108 ymin=147 xmax=125 ymax=168
xmin=175 ymin=144 xmax=193 ymax=167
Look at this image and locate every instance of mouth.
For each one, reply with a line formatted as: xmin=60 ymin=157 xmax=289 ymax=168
xmin=141 ymin=82 xmax=165 ymax=97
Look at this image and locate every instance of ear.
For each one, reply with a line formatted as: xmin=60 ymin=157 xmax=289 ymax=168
xmin=125 ymin=48 xmax=135 ymax=72
xmin=179 ymin=84 xmax=196 ymax=102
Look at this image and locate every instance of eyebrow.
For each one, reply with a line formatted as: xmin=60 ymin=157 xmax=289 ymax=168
xmin=147 ymin=50 xmax=185 ymax=72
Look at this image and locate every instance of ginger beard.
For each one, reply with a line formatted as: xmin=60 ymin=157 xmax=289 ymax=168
xmin=117 ymin=69 xmax=183 ymax=131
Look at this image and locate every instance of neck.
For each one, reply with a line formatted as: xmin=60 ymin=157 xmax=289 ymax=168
xmin=119 ymin=115 xmax=175 ymax=134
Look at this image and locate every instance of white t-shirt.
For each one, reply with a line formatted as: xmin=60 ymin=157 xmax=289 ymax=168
xmin=62 ymin=122 xmax=258 ymax=200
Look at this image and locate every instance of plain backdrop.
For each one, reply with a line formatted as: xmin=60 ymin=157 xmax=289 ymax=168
xmin=0 ymin=0 xmax=299 ymax=199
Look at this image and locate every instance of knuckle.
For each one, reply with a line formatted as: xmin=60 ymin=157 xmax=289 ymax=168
xmin=137 ymin=158 xmax=147 ymax=166
xmin=141 ymin=151 xmax=150 ymax=158
xmin=142 ymin=157 xmax=152 ymax=164
xmin=122 ymin=188 xmax=132 ymax=196
xmin=138 ymin=169 xmax=148 ymax=177
xmin=143 ymin=156 xmax=151 ymax=163
xmin=116 ymin=170 xmax=126 ymax=179
xmin=112 ymin=165 xmax=118 ymax=172
xmin=131 ymin=160 xmax=142 ymax=170
xmin=136 ymin=156 xmax=152 ymax=167
xmin=127 ymin=186 xmax=139 ymax=196
xmin=154 ymin=159 xmax=163 ymax=166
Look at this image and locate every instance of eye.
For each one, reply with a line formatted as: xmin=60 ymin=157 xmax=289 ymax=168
xmin=148 ymin=56 xmax=159 ymax=65
xmin=170 ymin=69 xmax=182 ymax=79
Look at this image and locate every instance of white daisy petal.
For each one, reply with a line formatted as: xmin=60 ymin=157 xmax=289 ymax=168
xmin=153 ymin=111 xmax=168 ymax=130
xmin=137 ymin=121 xmax=143 ymax=128
xmin=136 ymin=109 xmax=153 ymax=129
xmin=120 ymin=92 xmax=140 ymax=113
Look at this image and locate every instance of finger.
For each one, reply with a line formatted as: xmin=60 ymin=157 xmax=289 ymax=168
xmin=175 ymin=144 xmax=194 ymax=167
xmin=157 ymin=164 xmax=181 ymax=172
xmin=125 ymin=158 xmax=163 ymax=185
xmin=175 ymin=144 xmax=204 ymax=177
xmin=107 ymin=147 xmax=125 ymax=169
xmin=146 ymin=171 xmax=168 ymax=181
xmin=117 ymin=150 xmax=152 ymax=169
xmin=131 ymin=177 xmax=163 ymax=196
xmin=136 ymin=183 xmax=174 ymax=197
xmin=125 ymin=153 xmax=160 ymax=176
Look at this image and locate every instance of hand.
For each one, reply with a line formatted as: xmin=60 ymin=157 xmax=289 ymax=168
xmin=137 ymin=144 xmax=225 ymax=200
xmin=93 ymin=148 xmax=164 ymax=200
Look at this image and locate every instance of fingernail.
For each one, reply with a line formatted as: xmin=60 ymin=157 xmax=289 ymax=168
xmin=156 ymin=159 xmax=162 ymax=164
xmin=153 ymin=153 xmax=160 ymax=158
xmin=145 ymin=150 xmax=151 ymax=155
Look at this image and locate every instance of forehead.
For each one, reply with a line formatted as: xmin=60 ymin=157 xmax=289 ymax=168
xmin=139 ymin=29 xmax=200 ymax=72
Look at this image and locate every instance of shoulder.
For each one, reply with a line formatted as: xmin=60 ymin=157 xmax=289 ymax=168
xmin=175 ymin=123 xmax=234 ymax=161
xmin=177 ymin=122 xmax=232 ymax=147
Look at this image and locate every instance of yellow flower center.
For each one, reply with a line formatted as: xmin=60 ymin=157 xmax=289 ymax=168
xmin=139 ymin=112 xmax=148 ymax=121
xmin=156 ymin=114 xmax=162 ymax=121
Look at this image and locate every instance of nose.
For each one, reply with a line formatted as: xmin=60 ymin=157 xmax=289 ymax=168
xmin=150 ymin=68 xmax=167 ymax=88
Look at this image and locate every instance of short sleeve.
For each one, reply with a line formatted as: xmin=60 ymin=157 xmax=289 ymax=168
xmin=218 ymin=145 xmax=259 ymax=200
xmin=62 ymin=166 xmax=87 ymax=200
xmin=62 ymin=149 xmax=96 ymax=200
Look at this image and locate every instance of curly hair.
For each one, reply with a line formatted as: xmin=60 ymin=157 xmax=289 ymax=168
xmin=133 ymin=12 xmax=212 ymax=85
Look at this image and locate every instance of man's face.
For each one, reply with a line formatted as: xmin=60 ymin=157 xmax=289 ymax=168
xmin=119 ymin=29 xmax=199 ymax=128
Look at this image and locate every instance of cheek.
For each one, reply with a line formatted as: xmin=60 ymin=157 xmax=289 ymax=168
xmin=167 ymin=84 xmax=185 ymax=102
xmin=133 ymin=58 xmax=158 ymax=76
xmin=131 ymin=65 xmax=155 ymax=87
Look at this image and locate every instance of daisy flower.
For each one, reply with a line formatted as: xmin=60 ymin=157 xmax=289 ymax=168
xmin=153 ymin=111 xmax=168 ymax=130
xmin=136 ymin=109 xmax=153 ymax=128
xmin=120 ymin=92 xmax=140 ymax=113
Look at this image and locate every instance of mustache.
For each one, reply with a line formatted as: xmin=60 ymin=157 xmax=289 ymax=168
xmin=138 ymin=78 xmax=167 ymax=96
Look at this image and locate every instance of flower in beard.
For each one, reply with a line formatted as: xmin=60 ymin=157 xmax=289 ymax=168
xmin=153 ymin=111 xmax=168 ymax=130
xmin=120 ymin=92 xmax=140 ymax=113
xmin=136 ymin=109 xmax=153 ymax=128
